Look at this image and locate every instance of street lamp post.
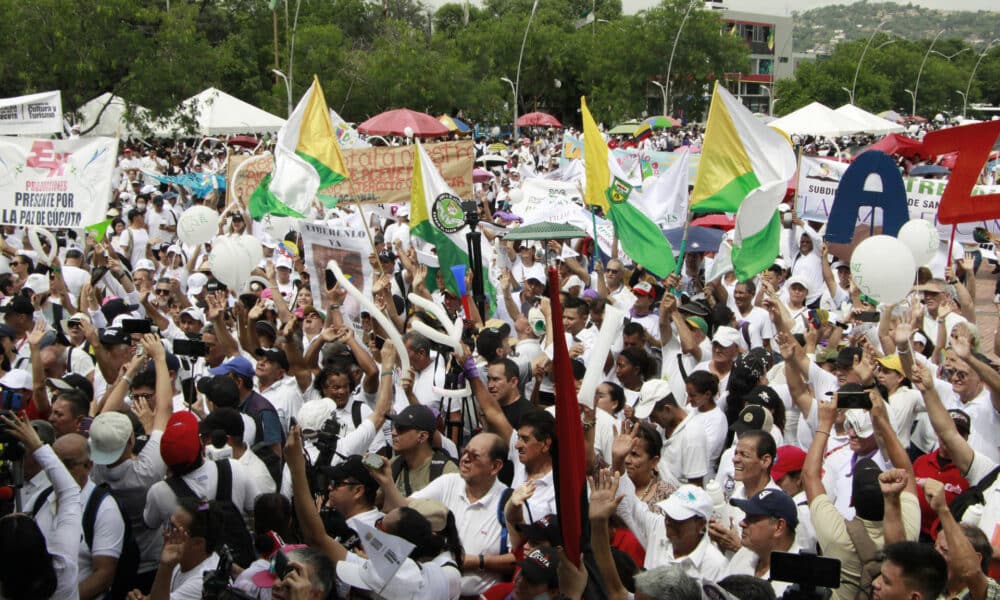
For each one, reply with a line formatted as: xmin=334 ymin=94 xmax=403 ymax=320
xmin=904 ymin=88 xmax=916 ymax=117
xmin=650 ymin=80 xmax=667 ymax=116
xmin=509 ymin=0 xmax=540 ymax=142
xmin=841 ymin=86 xmax=854 ymax=105
xmin=500 ymin=76 xmax=516 ymax=140
xmin=955 ymin=90 xmax=968 ymax=118
xmin=850 ymin=19 xmax=888 ymax=106
xmin=911 ymin=30 xmax=944 ymax=117
xmin=963 ymin=39 xmax=999 ymax=120
xmin=760 ymin=84 xmax=774 ymax=116
xmin=272 ymin=69 xmax=293 ymax=117
xmin=663 ymin=0 xmax=699 ymax=115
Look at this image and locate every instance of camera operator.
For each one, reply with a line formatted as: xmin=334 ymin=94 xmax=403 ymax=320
xmin=126 ymin=498 xmax=224 ymax=600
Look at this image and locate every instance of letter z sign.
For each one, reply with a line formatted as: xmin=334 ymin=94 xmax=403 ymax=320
xmin=921 ymin=120 xmax=1000 ymax=225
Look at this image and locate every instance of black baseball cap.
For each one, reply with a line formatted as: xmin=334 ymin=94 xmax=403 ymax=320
xmin=730 ymin=489 xmax=798 ymax=529
xmin=0 ymin=295 xmax=35 ymax=316
xmin=323 ymin=455 xmax=377 ymax=490
xmin=255 ymin=347 xmax=290 ymax=371
xmin=515 ymin=513 xmax=562 ymax=546
xmin=388 ymin=405 xmax=437 ymax=433
xmin=515 ymin=547 xmax=560 ymax=587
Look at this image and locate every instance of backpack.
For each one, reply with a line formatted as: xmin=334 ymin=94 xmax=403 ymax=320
xmin=844 ymin=518 xmax=883 ymax=600
xmin=351 ymin=401 xmax=363 ymax=428
xmin=165 ymin=459 xmax=256 ymax=568
xmin=947 ymin=464 xmax=1000 ymax=523
xmin=32 ymin=484 xmax=141 ymax=600
xmin=391 ymin=448 xmax=455 ymax=496
xmin=497 ymin=487 xmax=514 ymax=554
xmin=251 ymin=440 xmax=284 ymax=491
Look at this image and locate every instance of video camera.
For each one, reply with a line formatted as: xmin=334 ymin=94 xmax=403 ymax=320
xmin=200 ymin=545 xmax=254 ymax=600
xmin=771 ymin=551 xmax=840 ymax=600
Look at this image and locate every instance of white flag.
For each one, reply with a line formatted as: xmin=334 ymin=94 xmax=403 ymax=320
xmin=632 ymin=149 xmax=690 ymax=228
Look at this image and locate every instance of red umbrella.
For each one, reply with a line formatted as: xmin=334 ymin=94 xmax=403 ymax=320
xmin=862 ymin=133 xmax=924 ymax=159
xmin=517 ymin=112 xmax=562 ymax=128
xmin=227 ymin=135 xmax=260 ymax=149
xmin=691 ymin=214 xmax=735 ymax=231
xmin=357 ymin=108 xmax=450 ymax=138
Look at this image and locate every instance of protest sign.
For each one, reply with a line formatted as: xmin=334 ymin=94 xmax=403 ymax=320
xmin=300 ymin=221 xmax=375 ymax=310
xmin=510 ymin=178 xmax=617 ymax=258
xmin=0 ymin=91 xmax=63 ymax=135
xmin=612 ymin=148 xmax=701 ymax=184
xmin=0 ymin=137 xmax=115 ymax=228
xmin=321 ymin=140 xmax=474 ymax=205
xmin=795 ymin=155 xmax=1000 ymax=243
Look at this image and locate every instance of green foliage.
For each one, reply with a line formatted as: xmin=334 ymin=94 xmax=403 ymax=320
xmin=0 ymin=0 xmax=748 ymax=131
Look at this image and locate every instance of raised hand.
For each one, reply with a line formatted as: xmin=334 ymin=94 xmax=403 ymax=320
xmin=921 ymin=478 xmax=948 ymax=514
xmin=588 ymin=469 xmax=624 ymax=521
xmin=950 ymin=333 xmax=972 ymax=360
xmin=26 ymin=319 xmax=47 ymax=347
xmin=140 ymin=333 xmax=166 ymax=361
xmin=893 ymin=321 xmax=913 ymax=347
xmin=878 ymin=468 xmax=908 ymax=497
xmin=510 ymin=480 xmax=536 ymax=507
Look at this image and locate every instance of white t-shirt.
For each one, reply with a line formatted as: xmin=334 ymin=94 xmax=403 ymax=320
xmin=257 ymin=375 xmax=306 ymax=433
xmin=687 ymin=406 xmax=729 ymax=477
xmin=735 ymin=306 xmax=775 ymax=351
xmin=658 ymin=416 xmax=709 ymax=487
xmin=508 ymin=430 xmax=557 ymax=522
xmin=169 ymin=553 xmax=220 ymax=600
xmin=143 ymin=459 xmax=261 ymax=530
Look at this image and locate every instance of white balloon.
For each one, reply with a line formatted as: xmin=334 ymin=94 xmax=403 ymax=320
xmin=896 ymin=219 xmax=939 ymax=266
xmin=234 ymin=234 xmax=264 ymax=268
xmin=209 ymin=237 xmax=257 ymax=291
xmin=404 ymin=126 xmax=414 ymax=138
xmin=508 ymin=189 xmax=524 ymax=204
xmin=178 ymin=206 xmax=220 ymax=246
xmin=851 ymin=235 xmax=916 ymax=305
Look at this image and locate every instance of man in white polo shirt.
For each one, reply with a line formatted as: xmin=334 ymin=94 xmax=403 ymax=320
xmin=371 ymin=432 xmax=514 ymax=596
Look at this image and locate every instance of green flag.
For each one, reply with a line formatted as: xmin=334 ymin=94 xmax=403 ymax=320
xmin=248 ymin=173 xmax=307 ymax=220
xmin=85 ymin=218 xmax=115 ymax=243
xmin=317 ymin=193 xmax=340 ymax=208
xmin=604 ymin=176 xmax=676 ymax=278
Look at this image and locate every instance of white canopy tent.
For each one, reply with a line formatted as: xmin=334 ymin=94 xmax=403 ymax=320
xmin=74 ymin=93 xmax=153 ymax=137
xmin=834 ymin=104 xmax=905 ymax=135
xmin=768 ymin=102 xmax=867 ymax=138
xmin=168 ymin=88 xmax=286 ymax=136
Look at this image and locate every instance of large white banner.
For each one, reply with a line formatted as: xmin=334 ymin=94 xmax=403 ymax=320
xmin=795 ymin=156 xmax=1000 ymax=243
xmin=0 ymin=91 xmax=63 ymax=135
xmin=299 ymin=221 xmax=376 ymax=307
xmin=0 ymin=137 xmax=115 ymax=228
xmin=511 ymin=178 xmax=617 ymax=258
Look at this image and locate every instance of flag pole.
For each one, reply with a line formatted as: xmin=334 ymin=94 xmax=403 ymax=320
xmin=576 ymin=181 xmax=600 ymax=268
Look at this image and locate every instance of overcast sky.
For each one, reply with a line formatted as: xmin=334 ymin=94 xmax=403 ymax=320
xmin=709 ymin=0 xmax=997 ymax=15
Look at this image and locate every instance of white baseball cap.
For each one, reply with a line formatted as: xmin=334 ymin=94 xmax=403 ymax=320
xmin=633 ymin=379 xmax=673 ymax=420
xmin=88 ymin=412 xmax=134 ymax=465
xmin=712 ymin=326 xmax=742 ymax=348
xmin=656 ymin=484 xmax=713 ymax=521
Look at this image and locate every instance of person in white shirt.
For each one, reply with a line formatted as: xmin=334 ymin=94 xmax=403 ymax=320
xmin=732 ymin=281 xmax=774 ymax=350
xmin=254 ymin=347 xmax=310 ymax=433
xmin=615 ymin=477 xmax=728 ymax=578
xmin=38 ymin=433 xmax=125 ymax=600
xmin=143 ymin=411 xmax=261 ymax=532
xmin=0 ymin=411 xmax=81 ymax=600
xmin=122 ymin=208 xmax=150 ymax=269
xmin=685 ymin=371 xmax=728 ymax=477
xmin=724 ymin=488 xmax=802 ymax=597
xmin=373 ymin=432 xmax=515 ymax=596
xmin=632 ymin=379 xmax=709 ymax=487
xmin=137 ymin=498 xmax=223 ymax=600
xmin=201 ymin=408 xmax=292 ymax=499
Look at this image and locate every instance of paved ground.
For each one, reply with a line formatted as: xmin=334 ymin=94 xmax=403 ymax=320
xmin=973 ymin=267 xmax=999 ymax=360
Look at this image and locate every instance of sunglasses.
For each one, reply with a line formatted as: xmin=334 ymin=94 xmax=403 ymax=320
xmin=155 ymin=289 xmax=171 ymax=295
xmin=944 ymin=369 xmax=970 ymax=381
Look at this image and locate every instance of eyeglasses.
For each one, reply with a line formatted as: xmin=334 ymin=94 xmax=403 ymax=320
xmin=945 ymin=369 xmax=970 ymax=381
xmin=330 ymin=480 xmax=360 ymax=488
xmin=67 ymin=321 xmax=82 ymax=329
xmin=156 ymin=289 xmax=171 ymax=295
xmin=605 ymin=269 xmax=621 ymax=274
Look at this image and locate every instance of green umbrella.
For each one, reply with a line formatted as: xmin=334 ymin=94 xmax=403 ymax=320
xmin=608 ymin=121 xmax=640 ymax=135
xmin=503 ymin=222 xmax=589 ymax=241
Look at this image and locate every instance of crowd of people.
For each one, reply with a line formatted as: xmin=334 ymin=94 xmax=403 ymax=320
xmin=0 ymin=128 xmax=999 ymax=600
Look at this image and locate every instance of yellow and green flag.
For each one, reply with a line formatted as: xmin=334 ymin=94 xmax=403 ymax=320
xmin=249 ymin=75 xmax=349 ymax=220
xmin=581 ymin=97 xmax=675 ymax=278
xmin=691 ymin=82 xmax=796 ymax=280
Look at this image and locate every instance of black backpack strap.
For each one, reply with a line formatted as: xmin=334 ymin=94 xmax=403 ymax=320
xmin=215 ymin=459 xmax=233 ymax=503
xmin=351 ymin=401 xmax=363 ymax=428
xmin=166 ymin=474 xmax=198 ymax=500
xmin=83 ymin=484 xmax=112 ymax=549
xmin=429 ymin=448 xmax=453 ymax=481
xmin=31 ymin=486 xmax=55 ymax=517
xmin=498 ymin=487 xmax=514 ymax=555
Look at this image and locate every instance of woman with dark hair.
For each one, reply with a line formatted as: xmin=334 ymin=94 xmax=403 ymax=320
xmin=616 ymin=346 xmax=654 ymax=407
xmin=0 ymin=412 xmax=81 ymax=600
xmin=232 ymin=493 xmax=299 ymax=598
xmin=408 ymin=499 xmax=464 ymax=599
xmin=612 ymin=420 xmax=676 ymax=512
xmin=595 ymin=381 xmax=628 ymax=422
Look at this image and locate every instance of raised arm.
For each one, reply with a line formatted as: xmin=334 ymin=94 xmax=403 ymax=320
xmin=588 ymin=470 xmax=628 ymax=600
xmin=911 ymin=362 xmax=974 ymax=475
xmin=803 ymin=395 xmax=837 ymax=502
xmin=284 ymin=425 xmax=347 ymax=563
xmin=924 ymin=478 xmax=990 ymax=600
xmin=777 ymin=332 xmax=814 ymax=419
xmin=458 ymin=343 xmax=513 ymax=441
xmin=26 ymin=321 xmax=51 ymax=417
xmin=878 ymin=468 xmax=911 ymax=546
xmin=950 ymin=335 xmax=1000 ymax=414
xmin=144 ymin=334 xmax=175 ymax=433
